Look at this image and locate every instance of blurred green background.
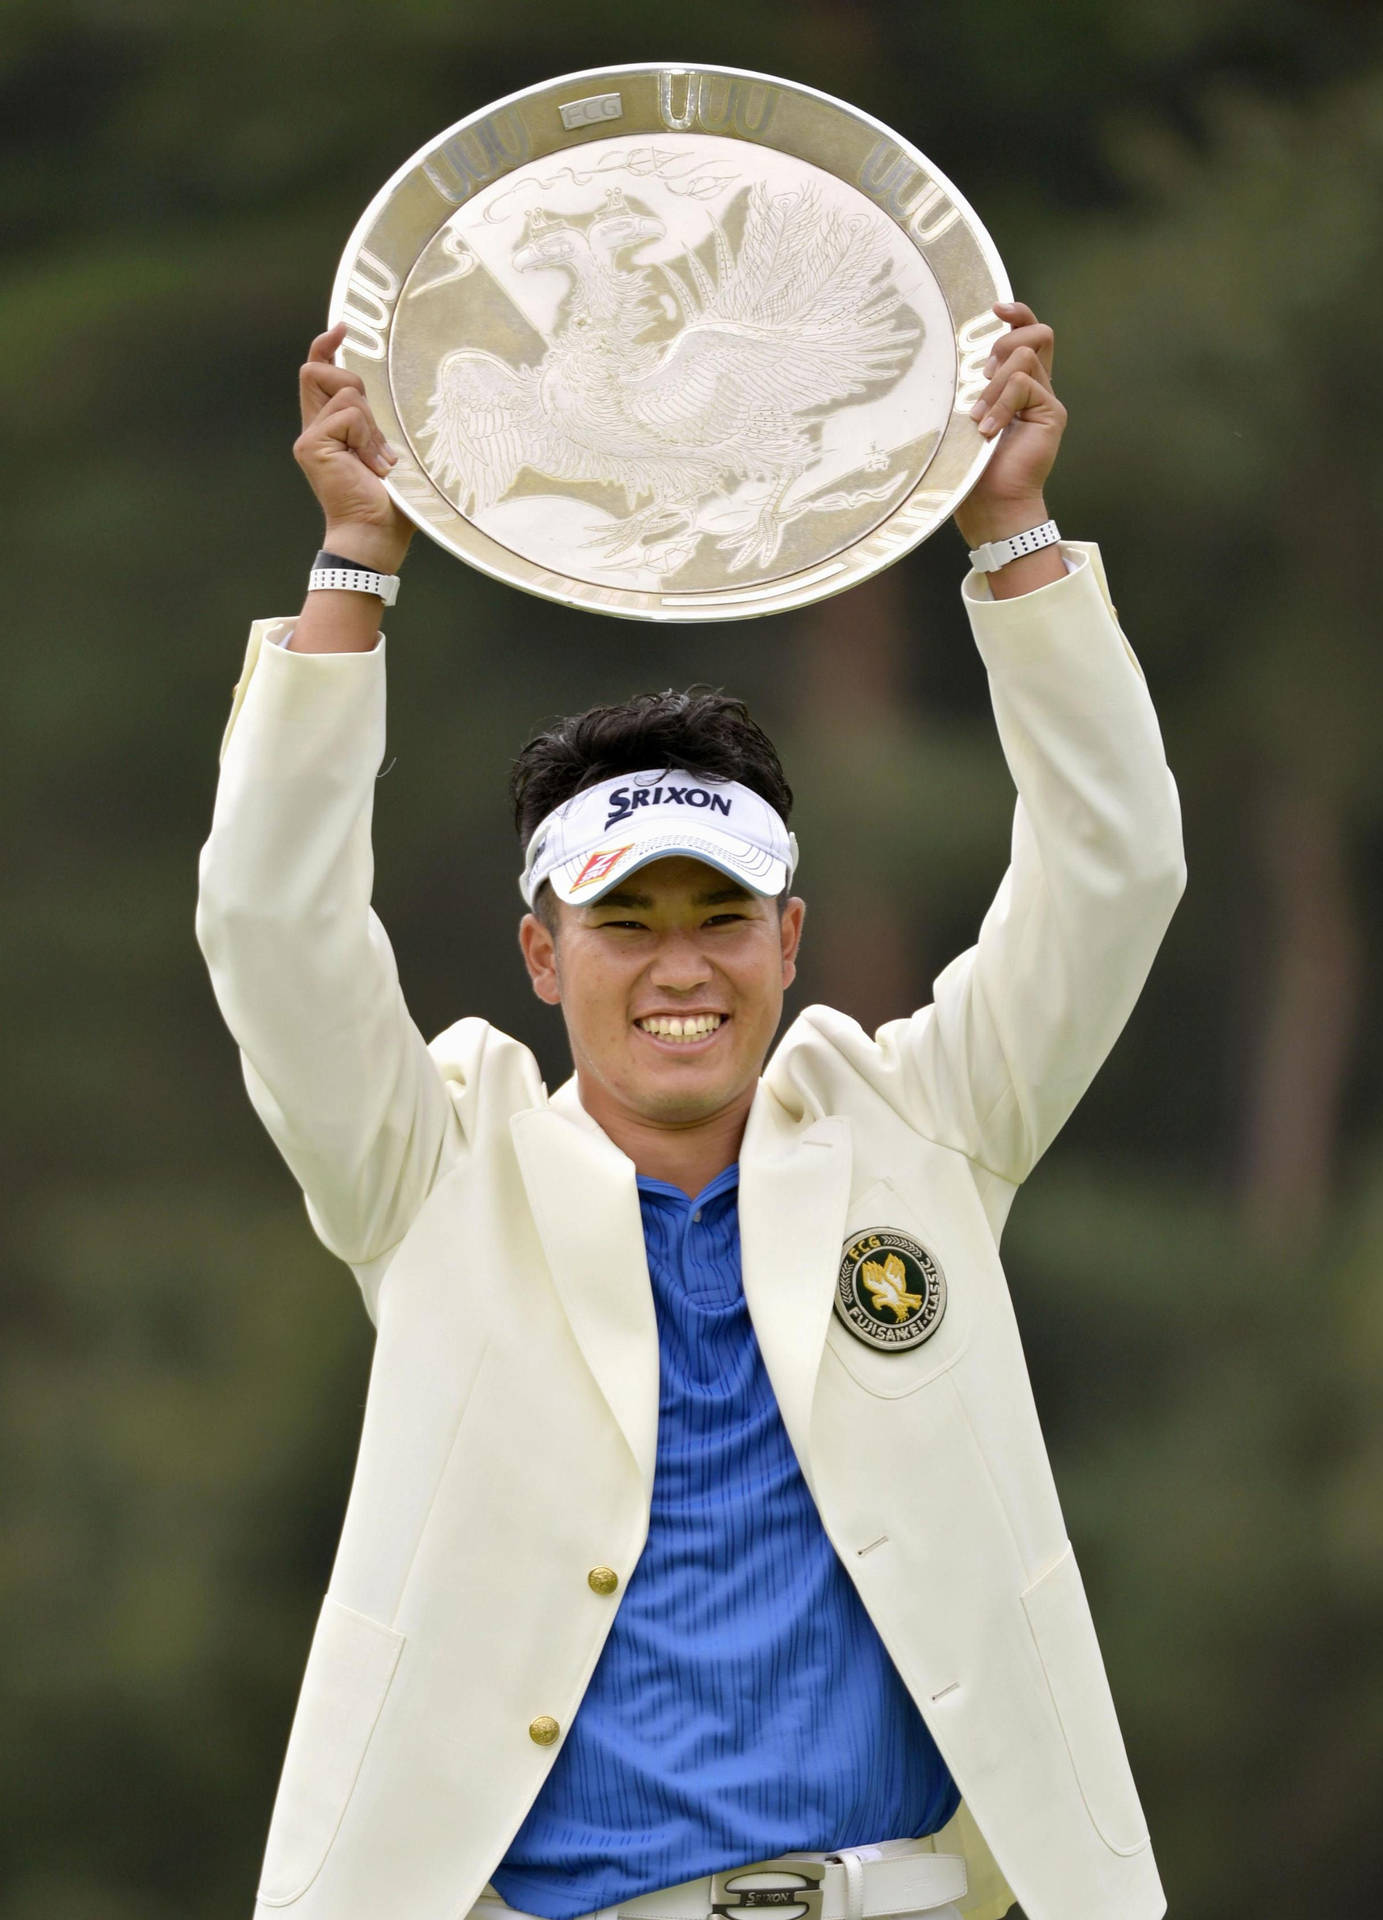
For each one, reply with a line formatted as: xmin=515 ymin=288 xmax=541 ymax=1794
xmin=4 ymin=2 xmax=1382 ymax=1915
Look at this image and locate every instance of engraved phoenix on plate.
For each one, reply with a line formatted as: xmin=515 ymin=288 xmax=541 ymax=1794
xmin=334 ymin=65 xmax=1011 ymax=617
xmin=389 ymin=137 xmax=956 ymax=597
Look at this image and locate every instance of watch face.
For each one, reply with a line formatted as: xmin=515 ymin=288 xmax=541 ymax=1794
xmin=331 ymin=64 xmax=1009 ymax=621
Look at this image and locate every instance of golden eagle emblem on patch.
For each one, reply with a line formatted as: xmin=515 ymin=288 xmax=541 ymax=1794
xmin=835 ymin=1227 xmax=946 ymax=1351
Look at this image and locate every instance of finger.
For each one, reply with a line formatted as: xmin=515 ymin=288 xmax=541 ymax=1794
xmin=313 ymin=391 xmax=396 ymax=473
xmin=993 ymin=300 xmax=1037 ymax=328
xmin=974 ymin=368 xmax=1066 ymax=438
xmin=300 ymin=323 xmax=358 ymax=429
xmin=314 ymin=383 xmax=384 ymax=441
xmin=992 ymin=341 xmax=1053 ymax=394
xmin=322 ymin=389 xmax=388 ymax=464
xmin=984 ymin=321 xmax=1054 ymax=382
xmin=300 ymin=362 xmax=365 ymax=400
xmin=299 ymin=359 xmax=366 ymax=429
xmin=968 ymin=345 xmax=1054 ymax=421
xmin=307 ymin=321 xmax=348 ymax=364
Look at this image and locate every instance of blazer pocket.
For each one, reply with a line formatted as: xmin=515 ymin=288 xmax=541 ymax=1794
xmin=257 ymin=1594 xmax=405 ymax=1906
xmin=1021 ymin=1545 xmax=1150 ymax=1855
xmin=824 ymin=1180 xmax=971 ymax=1399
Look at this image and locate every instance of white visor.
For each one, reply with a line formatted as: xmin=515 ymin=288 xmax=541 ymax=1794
xmin=520 ymin=769 xmax=798 ymax=908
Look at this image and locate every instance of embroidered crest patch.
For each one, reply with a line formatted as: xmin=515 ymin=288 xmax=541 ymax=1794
xmin=834 ymin=1227 xmax=947 ymax=1351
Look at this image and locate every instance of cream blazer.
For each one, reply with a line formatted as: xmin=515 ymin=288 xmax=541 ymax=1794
xmin=195 ymin=546 xmax=1185 ymax=1920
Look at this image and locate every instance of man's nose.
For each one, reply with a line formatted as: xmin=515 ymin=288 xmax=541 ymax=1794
xmin=648 ymin=929 xmax=714 ymax=989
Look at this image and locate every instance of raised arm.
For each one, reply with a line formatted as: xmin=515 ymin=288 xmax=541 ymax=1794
xmin=952 ymin=300 xmax=1067 ymax=601
xmin=809 ymin=306 xmax=1186 ymax=1184
xmin=195 ymin=328 xmax=461 ymax=1304
xmin=286 ymin=320 xmax=412 ymax=652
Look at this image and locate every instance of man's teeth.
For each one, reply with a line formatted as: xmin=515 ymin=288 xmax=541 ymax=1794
xmin=638 ymin=1013 xmax=724 ymax=1041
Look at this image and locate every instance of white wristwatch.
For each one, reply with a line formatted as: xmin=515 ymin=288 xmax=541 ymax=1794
xmin=966 ymin=519 xmax=1062 ymax=573
xmin=308 ymin=549 xmax=400 ymax=605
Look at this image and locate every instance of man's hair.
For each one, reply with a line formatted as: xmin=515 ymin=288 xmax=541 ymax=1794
xmin=510 ymin=688 xmax=792 ymax=926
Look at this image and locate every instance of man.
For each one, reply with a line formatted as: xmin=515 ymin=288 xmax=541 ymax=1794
xmin=196 ymin=301 xmax=1184 ymax=1920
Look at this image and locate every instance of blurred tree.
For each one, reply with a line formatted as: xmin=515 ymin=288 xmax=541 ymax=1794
xmin=1037 ymin=72 xmax=1383 ymax=1241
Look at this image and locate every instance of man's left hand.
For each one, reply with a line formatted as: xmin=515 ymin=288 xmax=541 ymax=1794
xmin=952 ymin=301 xmax=1066 ymax=554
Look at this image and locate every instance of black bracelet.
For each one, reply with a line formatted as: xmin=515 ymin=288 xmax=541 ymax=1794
xmin=314 ymin=548 xmax=389 ymax=573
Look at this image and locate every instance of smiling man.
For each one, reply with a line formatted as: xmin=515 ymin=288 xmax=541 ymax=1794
xmin=515 ymin=757 xmax=805 ymax=1191
xmin=196 ymin=303 xmax=1184 ymax=1920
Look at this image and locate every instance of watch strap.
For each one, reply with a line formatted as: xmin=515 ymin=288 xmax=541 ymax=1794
xmin=967 ymin=519 xmax=1061 ymax=573
xmin=308 ymin=552 xmax=400 ymax=605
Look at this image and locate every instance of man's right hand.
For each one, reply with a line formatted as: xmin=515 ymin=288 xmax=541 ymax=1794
xmin=294 ymin=322 xmax=414 ymax=576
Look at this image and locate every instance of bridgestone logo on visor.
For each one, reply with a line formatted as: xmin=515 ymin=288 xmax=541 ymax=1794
xmin=604 ymin=784 xmax=733 ymax=830
xmin=570 ymin=845 xmax=635 ymax=891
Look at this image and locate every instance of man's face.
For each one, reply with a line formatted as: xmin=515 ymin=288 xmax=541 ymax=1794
xmin=519 ymin=856 xmax=805 ymax=1128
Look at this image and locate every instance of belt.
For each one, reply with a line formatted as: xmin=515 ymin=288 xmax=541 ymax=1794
xmin=474 ymin=1838 xmax=967 ymax=1920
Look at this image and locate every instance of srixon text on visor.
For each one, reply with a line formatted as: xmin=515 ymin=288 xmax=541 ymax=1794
xmin=603 ymin=785 xmax=734 ymax=830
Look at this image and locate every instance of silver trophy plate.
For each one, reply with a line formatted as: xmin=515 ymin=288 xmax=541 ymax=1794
xmin=330 ymin=64 xmax=1011 ymax=621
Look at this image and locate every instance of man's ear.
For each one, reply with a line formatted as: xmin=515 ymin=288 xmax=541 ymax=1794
xmin=519 ymin=911 xmax=562 ymax=1005
xmin=780 ymin=894 xmax=805 ymax=990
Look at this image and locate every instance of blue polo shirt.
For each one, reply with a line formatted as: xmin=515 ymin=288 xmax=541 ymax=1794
xmin=492 ymin=1164 xmax=958 ymax=1919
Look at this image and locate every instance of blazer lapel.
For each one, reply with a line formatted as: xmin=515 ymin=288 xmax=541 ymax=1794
xmin=738 ymin=1091 xmax=853 ymax=1481
xmin=512 ymin=1077 xmax=850 ymax=1497
xmin=510 ymin=1094 xmax=659 ymax=1497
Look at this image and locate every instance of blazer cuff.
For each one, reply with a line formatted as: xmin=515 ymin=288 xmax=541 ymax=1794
xmin=217 ymin=617 xmax=385 ymax=764
xmin=961 ymin=541 xmax=1145 ymax=683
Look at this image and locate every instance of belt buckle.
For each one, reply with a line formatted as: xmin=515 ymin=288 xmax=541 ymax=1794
xmin=710 ymin=1861 xmax=824 ymax=1920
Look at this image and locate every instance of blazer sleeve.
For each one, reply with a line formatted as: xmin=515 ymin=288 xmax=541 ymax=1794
xmin=855 ymin=543 xmax=1186 ymax=1184
xmin=195 ymin=619 xmax=464 ymax=1271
